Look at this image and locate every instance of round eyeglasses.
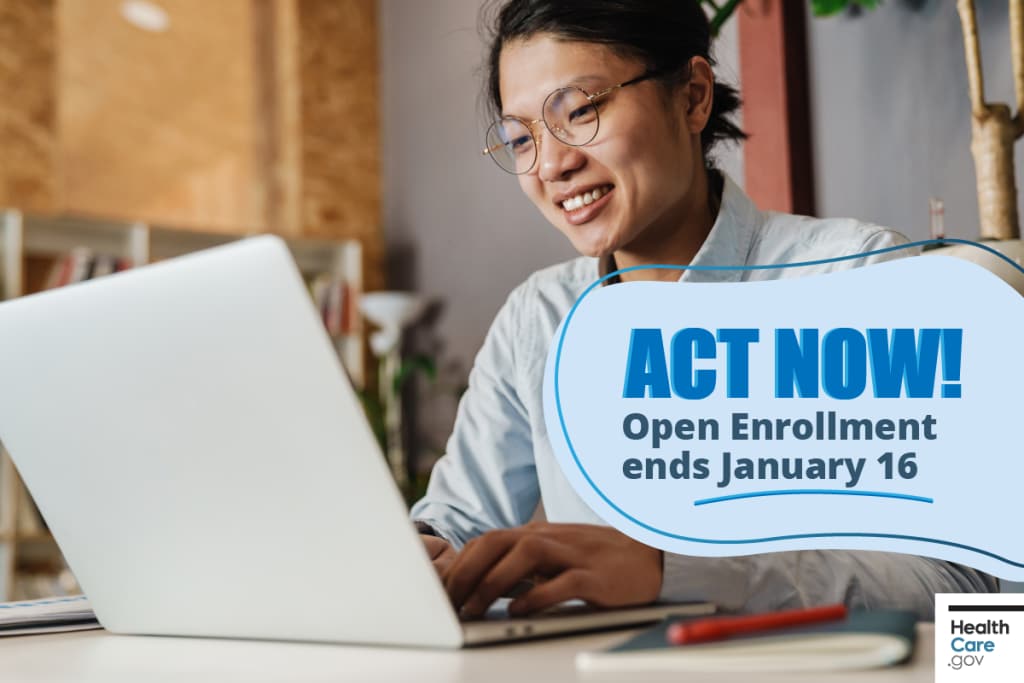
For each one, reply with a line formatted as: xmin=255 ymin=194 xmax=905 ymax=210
xmin=482 ymin=71 xmax=661 ymax=175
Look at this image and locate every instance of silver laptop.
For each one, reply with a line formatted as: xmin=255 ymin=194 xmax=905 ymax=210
xmin=0 ymin=236 xmax=712 ymax=647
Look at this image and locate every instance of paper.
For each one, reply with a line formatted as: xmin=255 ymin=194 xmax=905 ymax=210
xmin=0 ymin=595 xmax=100 ymax=636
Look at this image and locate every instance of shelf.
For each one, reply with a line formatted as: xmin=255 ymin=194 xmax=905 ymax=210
xmin=0 ymin=532 xmax=52 ymax=544
xmin=21 ymin=214 xmax=143 ymax=260
xmin=1 ymin=212 xmax=22 ymax=300
xmin=2 ymin=207 xmax=366 ymax=385
xmin=6 ymin=211 xmax=364 ymax=281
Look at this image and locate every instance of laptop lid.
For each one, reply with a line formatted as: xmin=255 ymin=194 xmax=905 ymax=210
xmin=0 ymin=237 xmax=463 ymax=647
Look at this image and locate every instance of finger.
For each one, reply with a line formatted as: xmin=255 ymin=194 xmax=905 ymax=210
xmin=444 ymin=531 xmax=521 ymax=608
xmin=420 ymin=535 xmax=450 ymax=561
xmin=508 ymin=569 xmax=595 ymax=616
xmin=460 ymin=535 xmax=569 ymax=618
xmin=432 ymin=551 xmax=456 ymax=578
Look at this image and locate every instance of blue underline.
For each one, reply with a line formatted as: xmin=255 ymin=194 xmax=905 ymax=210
xmin=693 ymin=489 xmax=934 ymax=506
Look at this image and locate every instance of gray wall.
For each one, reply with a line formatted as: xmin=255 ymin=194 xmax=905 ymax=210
xmin=379 ymin=0 xmax=573 ymax=378
xmin=378 ymin=1 xmax=741 ymax=454
xmin=807 ymin=0 xmax=1020 ymax=238
xmin=379 ymin=0 xmax=741 ymax=376
xmin=379 ymin=0 xmax=570 ymax=455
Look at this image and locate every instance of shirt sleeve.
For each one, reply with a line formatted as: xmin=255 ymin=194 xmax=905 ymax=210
xmin=409 ymin=287 xmax=540 ymax=549
xmin=658 ymin=551 xmax=999 ymax=620
xmin=660 ymin=226 xmax=997 ymax=620
xmin=850 ymin=227 xmax=920 ymax=266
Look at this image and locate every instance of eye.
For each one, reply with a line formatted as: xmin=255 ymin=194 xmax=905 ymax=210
xmin=567 ymin=103 xmax=598 ymax=124
xmin=509 ymin=135 xmax=534 ymax=155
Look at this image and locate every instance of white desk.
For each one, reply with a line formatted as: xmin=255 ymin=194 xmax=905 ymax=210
xmin=0 ymin=624 xmax=934 ymax=682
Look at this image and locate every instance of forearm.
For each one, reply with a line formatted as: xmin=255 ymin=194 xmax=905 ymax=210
xmin=409 ymin=286 xmax=540 ymax=550
xmin=410 ymin=501 xmax=484 ymax=550
xmin=658 ymin=550 xmax=999 ymax=619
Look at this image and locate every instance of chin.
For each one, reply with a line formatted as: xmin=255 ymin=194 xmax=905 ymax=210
xmin=561 ymin=225 xmax=619 ymax=259
xmin=566 ymin=236 xmax=614 ymax=259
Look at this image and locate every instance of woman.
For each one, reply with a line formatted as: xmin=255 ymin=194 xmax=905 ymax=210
xmin=411 ymin=0 xmax=996 ymax=619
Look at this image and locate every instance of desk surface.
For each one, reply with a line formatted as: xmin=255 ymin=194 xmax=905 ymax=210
xmin=0 ymin=623 xmax=935 ymax=682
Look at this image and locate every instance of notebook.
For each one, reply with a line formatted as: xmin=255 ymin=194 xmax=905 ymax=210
xmin=576 ymin=610 xmax=917 ymax=673
xmin=0 ymin=596 xmax=99 ymax=636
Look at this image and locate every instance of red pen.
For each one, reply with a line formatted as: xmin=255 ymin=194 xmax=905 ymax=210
xmin=667 ymin=603 xmax=848 ymax=645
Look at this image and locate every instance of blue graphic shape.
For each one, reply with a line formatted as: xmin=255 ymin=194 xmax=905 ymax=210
xmin=693 ymin=489 xmax=934 ymax=506
xmin=543 ymin=246 xmax=1024 ymax=580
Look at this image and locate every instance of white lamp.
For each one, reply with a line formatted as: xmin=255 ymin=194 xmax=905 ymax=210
xmin=359 ymin=292 xmax=426 ymax=493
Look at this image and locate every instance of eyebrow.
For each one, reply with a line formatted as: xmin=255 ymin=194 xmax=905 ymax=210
xmin=500 ymin=74 xmax=611 ymax=117
xmin=566 ymin=74 xmax=607 ymax=86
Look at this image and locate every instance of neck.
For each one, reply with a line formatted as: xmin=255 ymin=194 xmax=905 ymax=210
xmin=614 ymin=167 xmax=718 ymax=283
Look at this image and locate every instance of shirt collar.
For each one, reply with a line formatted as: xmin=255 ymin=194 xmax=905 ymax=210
xmin=598 ymin=172 xmax=761 ymax=284
xmin=679 ymin=173 xmax=760 ymax=283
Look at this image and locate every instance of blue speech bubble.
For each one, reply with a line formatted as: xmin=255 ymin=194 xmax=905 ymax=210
xmin=543 ymin=247 xmax=1024 ymax=580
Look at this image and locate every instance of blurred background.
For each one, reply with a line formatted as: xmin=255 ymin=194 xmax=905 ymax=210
xmin=1 ymin=0 xmax=1021 ymax=598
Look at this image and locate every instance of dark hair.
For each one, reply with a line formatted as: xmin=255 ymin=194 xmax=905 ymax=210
xmin=483 ymin=0 xmax=746 ymax=159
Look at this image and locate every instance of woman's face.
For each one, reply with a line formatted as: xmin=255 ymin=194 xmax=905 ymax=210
xmin=498 ymin=35 xmax=710 ymax=258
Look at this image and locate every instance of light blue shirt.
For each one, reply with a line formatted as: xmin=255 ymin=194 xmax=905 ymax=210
xmin=411 ymin=175 xmax=997 ymax=617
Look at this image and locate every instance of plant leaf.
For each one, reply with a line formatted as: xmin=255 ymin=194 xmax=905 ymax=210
xmin=811 ymin=0 xmax=851 ymax=16
xmin=393 ymin=355 xmax=438 ymax=393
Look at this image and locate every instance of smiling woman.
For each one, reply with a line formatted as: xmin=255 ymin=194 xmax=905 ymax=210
xmin=410 ymin=0 xmax=998 ymax=620
xmin=494 ymin=36 xmax=717 ymax=266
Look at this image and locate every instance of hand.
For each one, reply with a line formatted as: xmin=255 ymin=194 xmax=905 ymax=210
xmin=443 ymin=522 xmax=663 ymax=619
xmin=421 ymin=534 xmax=457 ymax=576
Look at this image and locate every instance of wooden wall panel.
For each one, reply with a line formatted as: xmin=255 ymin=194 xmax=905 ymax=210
xmin=0 ymin=0 xmax=57 ymax=212
xmin=1 ymin=0 xmax=383 ymax=285
xmin=738 ymin=0 xmax=815 ymax=216
xmin=296 ymin=0 xmax=382 ymax=289
xmin=253 ymin=0 xmax=302 ymax=238
xmin=57 ymin=0 xmax=263 ymax=233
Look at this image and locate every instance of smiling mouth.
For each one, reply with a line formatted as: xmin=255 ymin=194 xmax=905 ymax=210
xmin=560 ymin=184 xmax=614 ymax=213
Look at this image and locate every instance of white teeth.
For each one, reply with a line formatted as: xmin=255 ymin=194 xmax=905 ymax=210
xmin=561 ymin=186 xmax=609 ymax=212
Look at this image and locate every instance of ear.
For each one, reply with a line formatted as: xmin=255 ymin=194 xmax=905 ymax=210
xmin=683 ymin=56 xmax=715 ymax=134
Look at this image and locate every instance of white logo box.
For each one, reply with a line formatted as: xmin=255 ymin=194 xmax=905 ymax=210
xmin=936 ymin=593 xmax=1024 ymax=682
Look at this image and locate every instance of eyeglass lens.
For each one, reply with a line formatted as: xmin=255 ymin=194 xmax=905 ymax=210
xmin=485 ymin=86 xmax=599 ymax=174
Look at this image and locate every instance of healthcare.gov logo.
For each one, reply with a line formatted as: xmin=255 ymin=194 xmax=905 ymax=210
xmin=936 ymin=594 xmax=1024 ymax=681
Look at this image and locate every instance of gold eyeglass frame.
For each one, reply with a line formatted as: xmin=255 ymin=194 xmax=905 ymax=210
xmin=481 ymin=70 xmax=662 ymax=175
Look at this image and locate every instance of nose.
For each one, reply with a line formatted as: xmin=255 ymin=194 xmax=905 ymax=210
xmin=536 ymin=127 xmax=585 ymax=182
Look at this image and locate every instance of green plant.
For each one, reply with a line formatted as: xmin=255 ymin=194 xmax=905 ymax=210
xmin=810 ymin=0 xmax=881 ymax=16
xmin=358 ymin=353 xmax=437 ymax=453
xmin=700 ymin=0 xmax=882 ymax=36
xmin=702 ymin=0 xmax=743 ymax=35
